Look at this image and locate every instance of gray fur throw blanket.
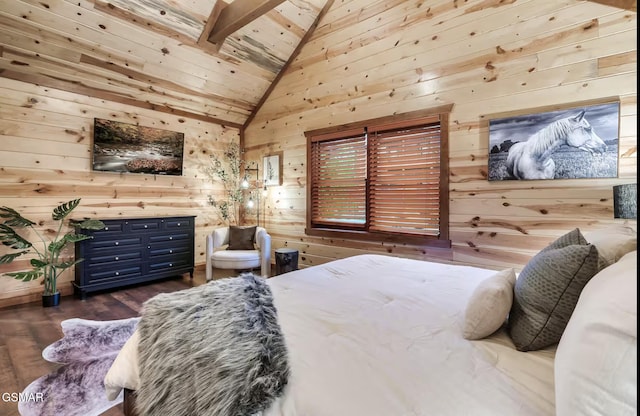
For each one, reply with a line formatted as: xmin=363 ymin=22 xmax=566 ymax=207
xmin=136 ymin=273 xmax=289 ymax=416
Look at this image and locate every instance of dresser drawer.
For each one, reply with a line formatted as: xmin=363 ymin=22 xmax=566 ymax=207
xmin=86 ymin=264 xmax=142 ymax=283
xmin=89 ymin=236 xmax=142 ymax=250
xmin=85 ymin=251 xmax=142 ymax=266
xmin=86 ymin=221 xmax=127 ymax=240
xmin=148 ymin=244 xmax=191 ymax=258
xmin=148 ymin=232 xmax=191 ymax=245
xmin=128 ymin=219 xmax=162 ymax=232
xmin=148 ymin=255 xmax=192 ymax=272
xmin=99 ymin=221 xmax=126 ymax=234
xmin=164 ymin=217 xmax=193 ymax=230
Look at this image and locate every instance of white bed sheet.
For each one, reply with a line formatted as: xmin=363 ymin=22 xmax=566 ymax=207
xmin=105 ymin=254 xmax=556 ymax=415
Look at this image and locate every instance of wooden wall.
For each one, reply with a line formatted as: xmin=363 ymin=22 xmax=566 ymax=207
xmin=0 ymin=0 xmax=636 ymax=305
xmin=0 ymin=78 xmax=239 ymax=305
xmin=244 ymin=0 xmax=637 ymax=270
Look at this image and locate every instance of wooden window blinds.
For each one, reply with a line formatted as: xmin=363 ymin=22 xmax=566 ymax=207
xmin=307 ymin=111 xmax=449 ymax=241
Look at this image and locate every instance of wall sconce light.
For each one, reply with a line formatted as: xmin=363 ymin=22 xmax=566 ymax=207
xmin=241 ymin=176 xmax=250 ymax=189
xmin=613 ymin=183 xmax=637 ymax=220
xmin=247 ymin=193 xmax=255 ymax=209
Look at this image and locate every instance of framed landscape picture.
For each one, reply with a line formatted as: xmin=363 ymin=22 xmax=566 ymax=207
xmin=488 ymin=101 xmax=619 ymax=181
xmin=92 ymin=118 xmax=184 ymax=176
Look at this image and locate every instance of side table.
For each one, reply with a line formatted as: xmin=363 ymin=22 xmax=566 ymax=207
xmin=275 ymin=248 xmax=299 ymax=275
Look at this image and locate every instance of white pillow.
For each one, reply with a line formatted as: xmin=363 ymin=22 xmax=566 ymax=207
xmin=104 ymin=329 xmax=141 ymax=401
xmin=584 ymin=224 xmax=637 ymax=267
xmin=462 ymin=268 xmax=516 ymax=340
xmin=555 ymin=250 xmax=637 ymax=416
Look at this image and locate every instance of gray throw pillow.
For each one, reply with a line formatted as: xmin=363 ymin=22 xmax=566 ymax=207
xmin=227 ymin=226 xmax=256 ymax=250
xmin=508 ymin=243 xmax=601 ymax=351
xmin=542 ymin=227 xmax=587 ymax=252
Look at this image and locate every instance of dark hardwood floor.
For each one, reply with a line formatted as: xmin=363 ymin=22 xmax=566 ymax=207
xmin=0 ymin=271 xmax=212 ymax=416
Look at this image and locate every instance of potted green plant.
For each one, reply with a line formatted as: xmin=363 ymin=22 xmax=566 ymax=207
xmin=0 ymin=198 xmax=105 ymax=307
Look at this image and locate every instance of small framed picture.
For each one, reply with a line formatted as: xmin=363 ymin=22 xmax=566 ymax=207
xmin=263 ymin=152 xmax=283 ymax=186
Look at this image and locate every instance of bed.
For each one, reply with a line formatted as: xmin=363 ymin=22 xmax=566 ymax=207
xmin=105 ymin=226 xmax=637 ymax=416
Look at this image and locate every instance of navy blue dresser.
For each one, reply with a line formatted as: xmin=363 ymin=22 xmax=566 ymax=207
xmin=74 ymin=216 xmax=195 ymax=298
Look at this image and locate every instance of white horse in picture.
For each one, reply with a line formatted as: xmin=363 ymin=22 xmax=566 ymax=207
xmin=506 ymin=110 xmax=608 ymax=180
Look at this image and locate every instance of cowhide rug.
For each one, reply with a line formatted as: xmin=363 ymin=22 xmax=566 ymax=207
xmin=19 ymin=317 xmax=140 ymax=416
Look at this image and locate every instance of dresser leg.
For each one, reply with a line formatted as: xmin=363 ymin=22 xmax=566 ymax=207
xmin=73 ymin=285 xmax=87 ymax=300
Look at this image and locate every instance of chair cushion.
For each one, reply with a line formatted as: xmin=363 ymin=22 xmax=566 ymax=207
xmin=211 ymin=249 xmax=260 ymax=270
xmin=228 ymin=226 xmax=257 ymax=250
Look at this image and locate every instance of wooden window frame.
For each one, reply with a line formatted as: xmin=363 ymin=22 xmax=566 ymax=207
xmin=305 ymin=105 xmax=452 ymax=248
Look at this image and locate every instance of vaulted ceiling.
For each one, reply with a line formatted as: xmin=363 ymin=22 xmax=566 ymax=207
xmin=0 ymin=0 xmax=634 ymax=130
xmin=0 ymin=0 xmax=331 ymax=129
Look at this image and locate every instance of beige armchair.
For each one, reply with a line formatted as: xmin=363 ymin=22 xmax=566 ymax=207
xmin=206 ymin=226 xmax=271 ymax=281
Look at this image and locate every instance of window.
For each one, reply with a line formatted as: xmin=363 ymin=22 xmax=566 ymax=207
xmin=306 ymin=106 xmax=451 ymax=247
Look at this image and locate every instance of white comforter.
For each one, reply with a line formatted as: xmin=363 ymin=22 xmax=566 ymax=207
xmin=105 ymin=254 xmax=556 ymax=415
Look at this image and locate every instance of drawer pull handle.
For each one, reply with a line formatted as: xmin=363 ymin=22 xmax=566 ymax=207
xmin=144 ymin=225 xmax=148 ymax=229
xmin=115 ymin=257 xmax=119 ymax=261
xmin=169 ymin=250 xmax=173 ymax=254
xmin=169 ymin=263 xmax=173 ymax=267
xmin=115 ymin=242 xmax=119 ymax=246
xmin=115 ymin=272 xmax=120 ymax=276
xmin=105 ymin=227 xmax=109 ymax=231
xmin=169 ymin=237 xmax=173 ymax=240
xmin=177 ymin=223 xmax=181 ymax=226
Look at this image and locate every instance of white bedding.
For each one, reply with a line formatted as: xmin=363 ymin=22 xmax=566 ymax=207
xmin=105 ymin=254 xmax=556 ymax=415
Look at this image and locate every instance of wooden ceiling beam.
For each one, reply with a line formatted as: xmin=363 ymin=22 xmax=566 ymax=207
xmin=243 ymin=0 xmax=335 ymax=129
xmin=206 ymin=0 xmax=287 ymax=48
xmin=198 ymin=0 xmax=225 ymax=52
xmin=0 ymin=70 xmax=243 ymax=129
xmin=586 ymin=0 xmax=637 ymax=12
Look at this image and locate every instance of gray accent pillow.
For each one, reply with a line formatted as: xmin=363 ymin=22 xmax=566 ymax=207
xmin=227 ymin=226 xmax=256 ymax=250
xmin=508 ymin=243 xmax=601 ymax=351
xmin=542 ymin=227 xmax=587 ymax=252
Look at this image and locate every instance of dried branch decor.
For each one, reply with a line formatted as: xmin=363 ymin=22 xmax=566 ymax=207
xmin=202 ymin=143 xmax=246 ymax=225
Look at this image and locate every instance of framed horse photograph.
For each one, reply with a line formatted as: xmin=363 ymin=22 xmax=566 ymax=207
xmin=487 ymin=101 xmax=620 ymax=181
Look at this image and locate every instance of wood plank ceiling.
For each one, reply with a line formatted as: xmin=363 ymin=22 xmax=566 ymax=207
xmin=0 ymin=0 xmax=331 ymax=128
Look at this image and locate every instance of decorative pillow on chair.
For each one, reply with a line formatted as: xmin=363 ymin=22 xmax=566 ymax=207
xmin=227 ymin=226 xmax=257 ymax=250
xmin=508 ymin=230 xmax=602 ymax=352
xmin=555 ymin=251 xmax=637 ymax=416
xmin=462 ymin=268 xmax=516 ymax=340
xmin=584 ymin=224 xmax=637 ymax=267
